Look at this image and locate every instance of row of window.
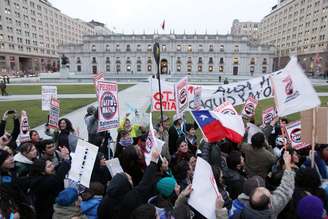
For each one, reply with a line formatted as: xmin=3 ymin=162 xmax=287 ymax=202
xmin=91 ymin=44 xmax=240 ymax=53
xmin=77 ymin=64 xmax=268 ymax=74
xmin=75 ymin=57 xmax=268 ymax=65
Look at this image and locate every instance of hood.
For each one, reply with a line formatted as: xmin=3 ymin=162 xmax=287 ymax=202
xmin=241 ymin=205 xmax=273 ymax=219
xmin=80 ymin=196 xmax=102 ymax=213
xmin=14 ymin=153 xmax=33 ymax=164
xmin=238 ymin=193 xmax=250 ymax=203
xmin=53 ymin=204 xmax=81 ymax=218
xmin=107 ymin=173 xmax=131 ymax=198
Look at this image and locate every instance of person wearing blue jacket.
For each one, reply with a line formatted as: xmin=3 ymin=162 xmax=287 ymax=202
xmin=80 ymin=182 xmax=104 ymax=219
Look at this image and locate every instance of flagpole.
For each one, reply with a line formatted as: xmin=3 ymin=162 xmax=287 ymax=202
xmin=311 ymin=107 xmax=317 ymax=168
xmin=153 ymin=42 xmax=164 ymax=122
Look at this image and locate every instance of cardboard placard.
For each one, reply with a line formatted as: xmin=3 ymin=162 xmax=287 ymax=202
xmin=241 ymin=96 xmax=258 ymax=118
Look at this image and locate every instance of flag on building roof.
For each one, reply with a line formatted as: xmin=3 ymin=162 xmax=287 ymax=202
xmin=271 ymin=57 xmax=320 ymax=117
xmin=191 ymin=110 xmax=245 ymax=144
xmin=161 ymin=20 xmax=165 ymax=30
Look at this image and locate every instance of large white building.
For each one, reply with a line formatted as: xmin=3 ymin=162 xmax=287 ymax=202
xmin=0 ymin=0 xmax=111 ymax=74
xmin=59 ymin=33 xmax=275 ymax=76
xmin=260 ymin=0 xmax=328 ymax=73
xmin=231 ymin=19 xmax=261 ymax=41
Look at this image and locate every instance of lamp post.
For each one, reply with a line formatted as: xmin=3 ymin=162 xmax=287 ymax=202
xmin=153 ymin=42 xmax=164 ymax=122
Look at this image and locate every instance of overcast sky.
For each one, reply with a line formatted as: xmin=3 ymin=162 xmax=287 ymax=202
xmin=51 ymin=0 xmax=277 ymax=34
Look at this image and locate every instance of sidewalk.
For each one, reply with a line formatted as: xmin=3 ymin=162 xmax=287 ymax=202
xmin=0 ymin=94 xmax=96 ymax=102
xmin=34 ymin=83 xmax=150 ymax=141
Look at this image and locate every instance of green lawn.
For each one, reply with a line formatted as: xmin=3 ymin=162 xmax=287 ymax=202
xmin=0 ymin=98 xmax=97 ymax=131
xmin=6 ymin=84 xmax=133 ymax=95
xmin=314 ymin=86 xmax=328 ymax=93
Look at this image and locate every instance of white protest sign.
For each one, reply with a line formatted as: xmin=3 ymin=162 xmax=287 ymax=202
xmin=48 ymin=98 xmax=60 ymax=129
xmin=262 ymin=107 xmax=276 ymax=125
xmin=174 ymin=77 xmax=189 ymax=114
xmin=151 ymin=73 xmax=275 ymax=111
xmin=241 ymin=96 xmax=258 ymax=118
xmin=271 ymin=57 xmax=320 ymax=116
xmin=285 ymin=121 xmax=308 ymax=150
xmin=193 ymin=86 xmax=202 ymax=111
xmin=19 ymin=111 xmax=30 ymax=143
xmin=97 ymin=81 xmax=119 ymax=132
xmin=105 ymin=158 xmax=124 ymax=177
xmin=41 ymin=86 xmax=57 ymax=111
xmin=188 ymin=157 xmax=221 ymax=219
xmin=145 ymin=113 xmax=165 ymax=165
xmin=214 ymin=101 xmax=238 ymax=115
xmin=68 ymin=139 xmax=98 ymax=188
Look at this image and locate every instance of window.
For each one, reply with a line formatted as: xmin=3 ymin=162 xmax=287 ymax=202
xmin=209 ymin=45 xmax=214 ymax=52
xmin=126 ymin=65 xmax=131 ymax=72
xmin=219 ymin=58 xmax=224 ymax=64
xmin=126 ymin=44 xmax=131 ymax=52
xmin=198 ymin=44 xmax=203 ymax=52
xmin=106 ymin=57 xmax=110 ymax=64
xmin=116 ymin=65 xmax=121 ymax=73
xmin=92 ymin=65 xmax=97 ymax=74
xmin=106 ymin=45 xmax=110 ymax=51
xmin=234 ymin=45 xmax=239 ymax=53
xmin=198 ymin=57 xmax=202 ymax=64
xmin=92 ymin=57 xmax=97 ymax=64
xmin=116 ymin=44 xmax=120 ymax=52
xmin=77 ymin=65 xmax=81 ymax=72
xmin=126 ymin=57 xmax=131 ymax=64
xmin=219 ymin=66 xmax=224 ymax=72
xmin=177 ymin=57 xmax=181 ymax=64
xmin=91 ymin=45 xmax=96 ymax=52
xmin=177 ymin=45 xmax=181 ymax=51
xmin=187 ymin=64 xmax=192 ymax=73
xmin=250 ymin=66 xmax=255 ymax=74
xmin=147 ymin=44 xmax=152 ymax=52
xmin=188 ymin=45 xmax=192 ymax=52
xmin=209 ymin=57 xmax=213 ymax=64
xmin=76 ymin=57 xmax=81 ymax=64
xmin=162 ymin=45 xmax=166 ymax=52
xmin=137 ymin=64 xmax=141 ymax=72
xmin=147 ymin=57 xmax=152 ymax=64
xmin=262 ymin=58 xmax=267 ymax=65
xmin=177 ymin=65 xmax=181 ymax=72
xmin=137 ymin=44 xmax=141 ymax=52
xmin=147 ymin=65 xmax=152 ymax=72
xmin=198 ymin=65 xmax=202 ymax=72
xmin=220 ymin=45 xmax=224 ymax=52
xmin=250 ymin=57 xmax=255 ymax=65
xmin=262 ymin=66 xmax=267 ymax=73
xmin=208 ymin=66 xmax=213 ymax=72
xmin=233 ymin=57 xmax=239 ymax=65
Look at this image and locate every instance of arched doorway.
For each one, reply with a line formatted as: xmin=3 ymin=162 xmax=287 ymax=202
xmin=160 ymin=59 xmax=168 ymax=74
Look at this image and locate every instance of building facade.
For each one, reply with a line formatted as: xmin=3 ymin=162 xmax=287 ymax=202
xmin=0 ymin=0 xmax=110 ymax=75
xmin=231 ymin=19 xmax=261 ymax=41
xmin=260 ymin=0 xmax=328 ymax=73
xmin=59 ymin=34 xmax=275 ymax=76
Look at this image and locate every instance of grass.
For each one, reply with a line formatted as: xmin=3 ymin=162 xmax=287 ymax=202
xmin=5 ymin=84 xmax=133 ymax=95
xmin=0 ymin=98 xmax=97 ymax=131
xmin=151 ymin=96 xmax=328 ymax=140
xmin=314 ymin=86 xmax=328 ymax=93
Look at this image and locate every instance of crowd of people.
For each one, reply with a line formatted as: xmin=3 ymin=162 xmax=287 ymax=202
xmin=0 ymin=106 xmax=328 ymax=219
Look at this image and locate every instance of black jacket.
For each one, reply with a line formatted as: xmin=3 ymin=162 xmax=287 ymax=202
xmin=168 ymin=125 xmax=184 ymax=155
xmin=0 ymin=118 xmax=20 ymax=151
xmin=30 ymin=160 xmax=71 ymax=219
xmin=97 ymin=161 xmax=157 ymax=219
xmin=223 ymin=168 xmax=246 ymax=200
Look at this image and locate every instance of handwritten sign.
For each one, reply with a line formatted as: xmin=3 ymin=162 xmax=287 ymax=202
xmin=175 ymin=77 xmax=189 ymax=114
xmin=41 ymin=86 xmax=57 ymax=111
xmin=48 ymin=98 xmax=60 ymax=129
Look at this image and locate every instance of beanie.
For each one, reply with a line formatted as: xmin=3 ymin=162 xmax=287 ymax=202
xmin=242 ymin=175 xmax=265 ymax=196
xmin=296 ymin=195 xmax=324 ymax=219
xmin=87 ymin=105 xmax=96 ymax=115
xmin=55 ymin=188 xmax=78 ymax=206
xmin=156 ymin=177 xmax=177 ymax=198
xmin=0 ymin=149 xmax=10 ymax=167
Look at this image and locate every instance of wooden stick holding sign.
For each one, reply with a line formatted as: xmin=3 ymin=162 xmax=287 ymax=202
xmin=311 ymin=107 xmax=317 ymax=168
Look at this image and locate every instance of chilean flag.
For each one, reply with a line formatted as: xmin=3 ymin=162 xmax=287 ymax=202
xmin=191 ymin=110 xmax=245 ymax=144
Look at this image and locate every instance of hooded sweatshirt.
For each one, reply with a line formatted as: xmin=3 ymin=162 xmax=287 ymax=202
xmin=80 ymin=195 xmax=103 ymax=219
xmin=14 ymin=152 xmax=33 ymax=177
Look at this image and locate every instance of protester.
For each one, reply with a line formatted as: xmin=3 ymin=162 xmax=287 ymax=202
xmin=90 ymin=152 xmax=111 ymax=187
xmin=39 ymin=139 xmax=63 ymax=168
xmin=303 ymin=144 xmax=328 ymax=179
xmin=46 ymin=118 xmax=78 ymax=152
xmin=0 ymin=110 xmax=20 ymax=151
xmin=80 ymin=182 xmax=104 ymax=219
xmin=184 ymin=123 xmax=198 ymax=155
xmin=14 ymin=142 xmax=37 ymax=177
xmin=119 ymin=113 xmax=144 ymax=138
xmin=241 ymin=132 xmax=276 ymax=178
xmin=168 ymin=113 xmax=185 ymax=155
xmin=155 ymin=114 xmax=171 ymax=161
xmin=29 ymin=130 xmax=42 ymax=150
xmin=169 ymin=137 xmax=193 ymax=172
xmin=53 ymin=187 xmax=87 ymax=219
xmin=114 ymin=130 xmax=135 ymax=158
xmin=29 ymin=148 xmax=70 ymax=219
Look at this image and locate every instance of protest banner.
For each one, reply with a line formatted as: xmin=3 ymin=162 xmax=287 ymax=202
xmin=262 ymin=107 xmax=276 ymax=125
xmin=188 ymin=157 xmax=221 ymax=219
xmin=97 ymin=81 xmax=119 ymax=132
xmin=193 ymin=86 xmax=202 ymax=111
xmin=241 ymin=96 xmax=258 ymax=118
xmin=174 ymin=76 xmax=189 ymax=114
xmin=151 ymin=73 xmax=275 ymax=111
xmin=19 ymin=110 xmax=30 ymax=143
xmin=93 ymin=72 xmax=104 ymax=84
xmin=41 ymin=86 xmax=57 ymax=111
xmin=105 ymin=158 xmax=124 ymax=177
xmin=213 ymin=101 xmax=238 ymax=115
xmin=285 ymin=121 xmax=308 ymax=150
xmin=48 ymin=98 xmax=60 ymax=129
xmin=68 ymin=139 xmax=98 ymax=188
xmin=145 ymin=113 xmax=165 ymax=165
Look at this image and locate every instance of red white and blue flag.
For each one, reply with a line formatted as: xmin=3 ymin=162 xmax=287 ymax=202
xmin=191 ymin=110 xmax=245 ymax=144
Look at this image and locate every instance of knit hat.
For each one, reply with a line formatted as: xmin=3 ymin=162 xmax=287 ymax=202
xmin=242 ymin=175 xmax=265 ymax=196
xmin=87 ymin=105 xmax=96 ymax=114
xmin=296 ymin=195 xmax=324 ymax=219
xmin=0 ymin=149 xmax=10 ymax=167
xmin=55 ymin=188 xmax=78 ymax=206
xmin=156 ymin=177 xmax=177 ymax=198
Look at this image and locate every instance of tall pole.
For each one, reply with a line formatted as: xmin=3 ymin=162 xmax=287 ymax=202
xmin=153 ymin=42 xmax=164 ymax=122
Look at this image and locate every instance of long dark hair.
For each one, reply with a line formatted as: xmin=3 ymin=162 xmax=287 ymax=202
xmin=58 ymin=118 xmax=74 ymax=133
xmin=30 ymin=159 xmax=47 ymax=176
